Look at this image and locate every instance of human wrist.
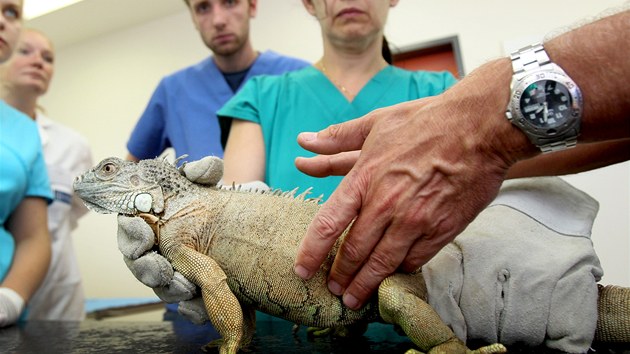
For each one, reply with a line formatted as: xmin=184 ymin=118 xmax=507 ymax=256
xmin=542 ymin=10 xmax=630 ymax=142
xmin=449 ymin=58 xmax=538 ymax=167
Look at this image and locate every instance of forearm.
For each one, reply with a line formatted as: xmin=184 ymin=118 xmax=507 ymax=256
xmin=2 ymin=198 xmax=51 ymax=302
xmin=544 ymin=9 xmax=630 ymax=142
xmin=465 ymin=9 xmax=630 ymax=171
xmin=223 ymin=119 xmax=266 ymax=184
xmin=507 ymin=138 xmax=630 ymax=178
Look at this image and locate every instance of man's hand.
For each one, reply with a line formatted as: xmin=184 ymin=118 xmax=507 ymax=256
xmin=293 ymin=60 xmax=534 ymax=310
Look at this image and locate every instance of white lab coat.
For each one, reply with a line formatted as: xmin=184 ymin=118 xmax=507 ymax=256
xmin=26 ymin=113 xmax=93 ymax=321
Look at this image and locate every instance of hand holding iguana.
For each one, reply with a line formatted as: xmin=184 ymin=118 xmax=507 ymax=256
xmin=117 ymin=156 xmax=268 ymax=324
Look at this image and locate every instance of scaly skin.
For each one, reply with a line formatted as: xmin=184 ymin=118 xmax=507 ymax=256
xmin=73 ymin=157 xmax=628 ymax=353
xmin=596 ymin=284 xmax=630 ymax=343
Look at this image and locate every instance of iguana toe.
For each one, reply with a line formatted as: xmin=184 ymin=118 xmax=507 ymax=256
xmin=201 ymin=338 xmax=222 ymax=352
xmin=306 ymin=326 xmax=332 ymax=337
xmin=470 ymin=343 xmax=507 ymax=354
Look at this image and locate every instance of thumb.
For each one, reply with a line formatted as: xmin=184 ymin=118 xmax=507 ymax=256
xmin=297 ymin=114 xmax=376 ymax=155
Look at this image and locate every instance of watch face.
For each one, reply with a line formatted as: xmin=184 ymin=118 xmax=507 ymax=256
xmin=519 ymin=79 xmax=572 ymax=129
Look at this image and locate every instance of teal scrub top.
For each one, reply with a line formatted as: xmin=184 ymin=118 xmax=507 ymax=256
xmin=218 ymin=65 xmax=457 ymax=201
xmin=0 ymin=101 xmax=53 ymax=281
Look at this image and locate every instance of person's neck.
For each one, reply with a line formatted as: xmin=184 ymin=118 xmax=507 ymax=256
xmin=316 ymin=40 xmax=388 ymax=101
xmin=213 ymin=43 xmax=259 ymax=74
xmin=0 ymin=88 xmax=37 ymax=120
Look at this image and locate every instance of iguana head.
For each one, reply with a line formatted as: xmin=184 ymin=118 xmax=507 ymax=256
xmin=74 ymin=157 xmax=186 ymax=215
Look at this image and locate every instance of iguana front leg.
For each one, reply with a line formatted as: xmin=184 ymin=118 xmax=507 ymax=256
xmin=168 ymin=245 xmax=244 ymax=354
xmin=378 ymin=273 xmax=506 ymax=354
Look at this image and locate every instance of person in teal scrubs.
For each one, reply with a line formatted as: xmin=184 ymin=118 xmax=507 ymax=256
xmin=0 ymin=0 xmax=54 ymax=327
xmin=218 ymin=0 xmax=456 ymax=199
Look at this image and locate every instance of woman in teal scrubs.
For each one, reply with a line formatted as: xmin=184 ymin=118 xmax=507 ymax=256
xmin=0 ymin=0 xmax=53 ymax=327
xmin=218 ymin=0 xmax=457 ymax=199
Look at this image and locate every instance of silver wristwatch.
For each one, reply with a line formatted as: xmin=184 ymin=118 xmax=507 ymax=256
xmin=505 ymin=43 xmax=582 ymax=153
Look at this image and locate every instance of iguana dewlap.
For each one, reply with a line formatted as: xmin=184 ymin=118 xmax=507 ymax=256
xmin=74 ymin=157 xmax=506 ymax=354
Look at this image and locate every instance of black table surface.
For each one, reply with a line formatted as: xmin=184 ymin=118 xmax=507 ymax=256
xmin=2 ymin=315 xmax=630 ymax=353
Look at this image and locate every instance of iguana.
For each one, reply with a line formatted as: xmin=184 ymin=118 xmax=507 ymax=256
xmin=73 ymin=157 xmax=630 ymax=354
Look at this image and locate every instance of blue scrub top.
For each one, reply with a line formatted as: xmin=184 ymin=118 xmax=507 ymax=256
xmin=218 ymin=65 xmax=457 ymax=200
xmin=0 ymin=101 xmax=53 ymax=280
xmin=126 ymin=50 xmax=309 ymax=162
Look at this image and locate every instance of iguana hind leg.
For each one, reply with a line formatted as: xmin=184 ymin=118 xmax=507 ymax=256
xmin=378 ymin=273 xmax=506 ymax=354
xmin=170 ymin=246 xmax=244 ymax=354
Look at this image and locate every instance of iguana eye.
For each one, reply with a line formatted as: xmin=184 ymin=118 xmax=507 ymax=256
xmin=97 ymin=162 xmax=119 ymax=179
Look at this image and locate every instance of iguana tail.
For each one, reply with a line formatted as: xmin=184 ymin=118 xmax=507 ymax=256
xmin=595 ymin=284 xmax=630 ymax=342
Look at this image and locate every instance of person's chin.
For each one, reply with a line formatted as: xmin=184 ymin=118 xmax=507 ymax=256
xmin=27 ymin=84 xmax=48 ymax=96
xmin=212 ymin=44 xmax=240 ymax=56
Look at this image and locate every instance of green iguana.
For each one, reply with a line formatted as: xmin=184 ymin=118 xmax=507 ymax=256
xmin=73 ymin=157 xmax=629 ymax=354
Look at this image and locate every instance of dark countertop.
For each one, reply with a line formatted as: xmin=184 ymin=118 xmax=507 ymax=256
xmin=2 ymin=315 xmax=630 ymax=353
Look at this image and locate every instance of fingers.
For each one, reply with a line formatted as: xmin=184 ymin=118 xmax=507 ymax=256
xmin=336 ymin=222 xmax=416 ymax=310
xmin=297 ymin=114 xmax=375 ymax=155
xmin=0 ymin=287 xmax=24 ymax=327
xmin=117 ymin=214 xmax=155 ymax=259
xmin=123 ymin=253 xmax=174 ymax=288
xmin=182 ymin=156 xmax=223 ymax=185
xmin=294 ymin=171 xmax=364 ymax=280
xmin=153 ymin=272 xmax=197 ymax=302
xmin=330 ymin=203 xmax=424 ymax=310
xmin=399 ymin=234 xmax=453 ymax=273
xmin=178 ymin=297 xmax=210 ymax=324
xmin=295 ymin=150 xmax=360 ymax=177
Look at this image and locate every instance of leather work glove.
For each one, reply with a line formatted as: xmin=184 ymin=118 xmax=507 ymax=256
xmin=118 ymin=215 xmax=197 ymax=300
xmin=117 ymin=156 xmax=269 ymax=323
xmin=177 ymin=297 xmax=210 ymax=324
xmin=0 ymin=287 xmax=25 ymax=327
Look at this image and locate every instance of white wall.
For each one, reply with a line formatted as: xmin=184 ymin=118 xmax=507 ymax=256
xmin=33 ymin=1 xmax=629 ymax=299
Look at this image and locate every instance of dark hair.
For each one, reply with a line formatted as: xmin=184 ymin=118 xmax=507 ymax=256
xmin=382 ymin=36 xmax=392 ymax=64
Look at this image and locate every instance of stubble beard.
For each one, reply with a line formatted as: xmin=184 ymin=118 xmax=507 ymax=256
xmin=206 ymin=35 xmax=246 ymax=57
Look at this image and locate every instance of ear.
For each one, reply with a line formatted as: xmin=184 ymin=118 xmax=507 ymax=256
xmin=189 ymin=9 xmax=201 ymax=31
xmin=249 ymin=0 xmax=258 ymax=18
xmin=390 ymin=0 xmax=399 ymax=7
xmin=302 ymin=0 xmax=316 ymax=16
